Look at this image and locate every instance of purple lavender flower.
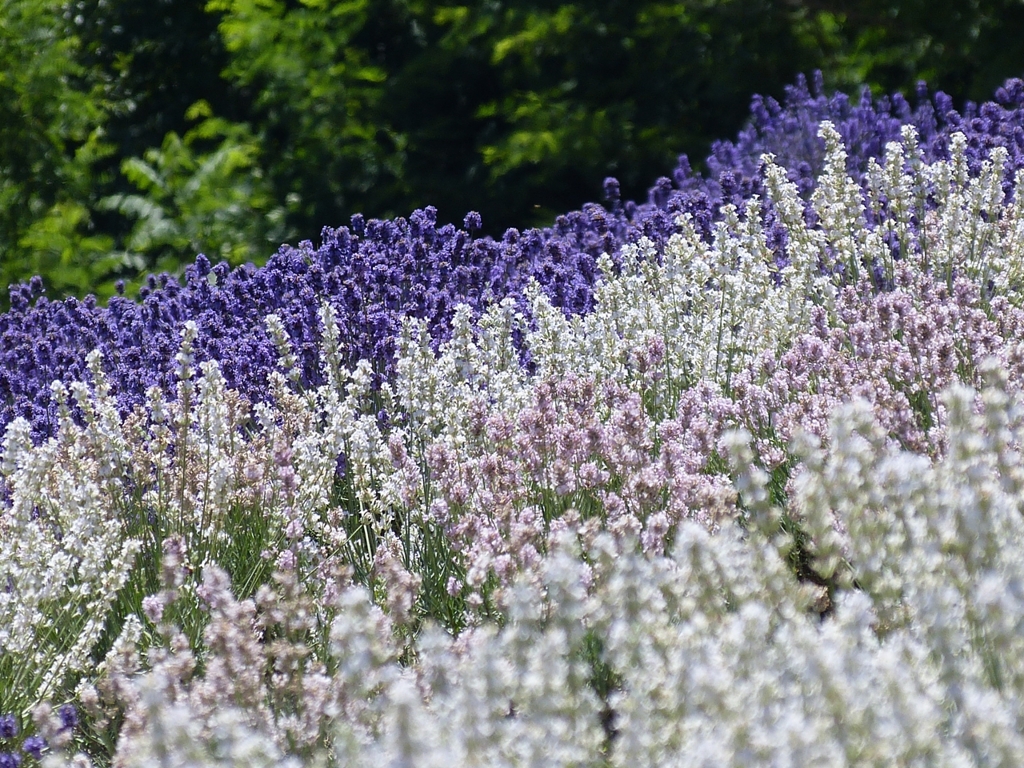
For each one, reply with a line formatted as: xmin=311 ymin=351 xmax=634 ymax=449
xmin=0 ymin=715 xmax=14 ymax=739
xmin=0 ymin=206 xmax=613 ymax=438
xmin=56 ymin=705 xmax=77 ymax=732
xmin=19 ymin=738 xmax=43 ymax=761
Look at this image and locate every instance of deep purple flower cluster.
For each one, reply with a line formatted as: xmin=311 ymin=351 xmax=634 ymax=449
xmin=19 ymin=738 xmax=42 ymax=761
xmin=0 ymin=712 xmax=46 ymax=766
xmin=4 ymin=74 xmax=1024 ymax=439
xmin=720 ymin=72 xmax=1024 ymax=190
xmin=630 ymin=73 xmax=1024 ymax=257
xmin=0 ymin=206 xmax=614 ymax=439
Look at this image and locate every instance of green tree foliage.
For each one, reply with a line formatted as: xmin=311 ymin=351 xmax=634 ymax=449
xmin=793 ymin=0 xmax=1024 ymax=102
xmin=0 ymin=0 xmax=119 ymax=299
xmin=0 ymin=0 xmax=286 ymax=304
xmin=69 ymin=0 xmax=245 ymax=161
xmin=197 ymin=0 xmax=817 ymax=232
xmin=205 ymin=0 xmax=411 ymax=239
xmin=99 ymin=99 xmax=290 ymax=282
xmin=417 ymin=0 xmax=815 ymax=229
xmin=3 ymin=0 xmax=1024 ymax=304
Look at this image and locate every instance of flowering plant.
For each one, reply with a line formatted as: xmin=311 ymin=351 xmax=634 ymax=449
xmin=7 ymin=77 xmax=1024 ymax=765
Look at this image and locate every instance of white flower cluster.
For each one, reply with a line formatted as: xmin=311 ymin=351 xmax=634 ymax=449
xmin=0 ymin=359 xmax=141 ymax=708
xmin=46 ymin=371 xmax=1024 ymax=766
xmin=526 ymin=191 xmax=829 ymax=393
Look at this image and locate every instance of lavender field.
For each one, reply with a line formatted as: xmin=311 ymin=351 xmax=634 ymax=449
xmin=6 ymin=75 xmax=1024 ymax=765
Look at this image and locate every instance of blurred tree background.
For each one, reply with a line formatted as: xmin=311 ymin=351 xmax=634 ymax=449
xmin=3 ymin=0 xmax=1024 ymax=304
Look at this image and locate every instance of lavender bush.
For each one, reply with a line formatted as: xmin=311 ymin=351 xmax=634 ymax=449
xmin=6 ymin=75 xmax=1024 ymax=442
xmin=7 ymin=79 xmax=1024 ymax=765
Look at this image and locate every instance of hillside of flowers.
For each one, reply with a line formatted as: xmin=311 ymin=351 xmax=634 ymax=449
xmin=6 ymin=74 xmax=1024 ymax=765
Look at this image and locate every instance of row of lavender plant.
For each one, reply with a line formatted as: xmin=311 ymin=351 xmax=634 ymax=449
xmin=6 ymin=75 xmax=1024 ymax=443
xmin=5 ymin=108 xmax=1024 ymax=764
